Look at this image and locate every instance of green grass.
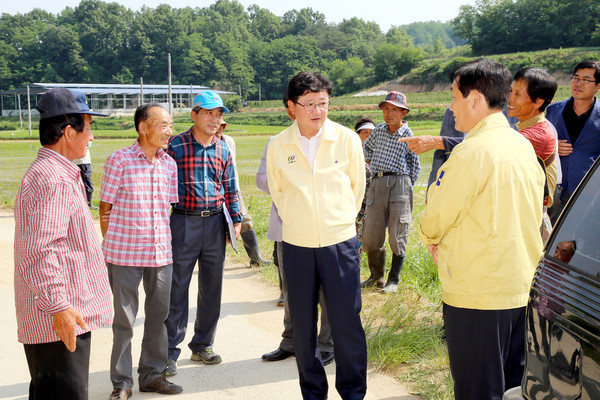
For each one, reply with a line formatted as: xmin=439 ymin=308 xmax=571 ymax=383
xmin=0 ymin=124 xmax=449 ymax=399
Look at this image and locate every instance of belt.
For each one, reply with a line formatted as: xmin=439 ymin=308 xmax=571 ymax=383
xmin=373 ymin=171 xmax=402 ymax=178
xmin=172 ymin=206 xmax=223 ymax=217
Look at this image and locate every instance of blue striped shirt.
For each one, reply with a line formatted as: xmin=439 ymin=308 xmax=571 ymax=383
xmin=363 ymin=122 xmax=421 ymax=186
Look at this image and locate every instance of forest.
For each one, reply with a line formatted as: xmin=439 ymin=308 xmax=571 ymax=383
xmin=1 ymin=0 xmax=599 ymax=100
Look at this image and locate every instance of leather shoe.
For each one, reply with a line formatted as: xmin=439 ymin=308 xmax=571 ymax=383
xmin=139 ymin=375 xmax=183 ymax=394
xmin=261 ymin=347 xmax=294 ymax=361
xmin=108 ymin=388 xmax=132 ymax=400
xmin=321 ymin=351 xmax=334 ymax=366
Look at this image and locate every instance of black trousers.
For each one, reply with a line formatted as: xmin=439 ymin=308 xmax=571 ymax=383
xmin=24 ymin=332 xmax=92 ymax=400
xmin=77 ymin=163 xmax=94 ymax=204
xmin=443 ymin=303 xmax=525 ymax=400
xmin=166 ymin=212 xmax=226 ymax=360
xmin=283 ymin=237 xmax=367 ymax=400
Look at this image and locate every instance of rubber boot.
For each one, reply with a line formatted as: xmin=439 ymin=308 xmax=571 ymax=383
xmin=360 ymin=247 xmax=386 ymax=288
xmin=241 ymin=230 xmax=273 ymax=267
xmin=381 ymin=254 xmax=404 ymax=294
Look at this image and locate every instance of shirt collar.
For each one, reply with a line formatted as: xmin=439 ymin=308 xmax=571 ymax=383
xmin=516 ymin=113 xmax=545 ymax=131
xmin=39 ymin=147 xmax=81 ymax=180
xmin=296 ymin=124 xmax=323 ymax=142
xmin=566 ymin=96 xmax=596 ymax=118
xmin=385 ymin=121 xmax=410 ymax=137
xmin=130 ymin=139 xmax=168 ymax=161
xmin=466 ymin=112 xmax=510 ymax=139
xmin=184 ymin=126 xmax=218 ymax=147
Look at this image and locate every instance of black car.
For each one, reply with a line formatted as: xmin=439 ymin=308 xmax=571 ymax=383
xmin=504 ymin=157 xmax=600 ymax=400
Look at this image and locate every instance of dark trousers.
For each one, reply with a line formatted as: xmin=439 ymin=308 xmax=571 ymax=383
xmin=443 ymin=303 xmax=526 ymax=400
xmin=166 ymin=212 xmax=226 ymax=360
xmin=277 ymin=241 xmax=333 ymax=353
xmin=77 ymin=163 xmax=93 ymax=204
xmin=283 ymin=237 xmax=367 ymax=400
xmin=24 ymin=332 xmax=92 ymax=400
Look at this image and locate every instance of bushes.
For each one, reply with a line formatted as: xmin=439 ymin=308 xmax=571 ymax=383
xmin=404 ymin=47 xmax=600 ymax=85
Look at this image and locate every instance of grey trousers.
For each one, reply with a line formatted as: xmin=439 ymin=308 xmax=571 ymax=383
xmin=277 ymin=241 xmax=333 ymax=353
xmin=107 ymin=263 xmax=172 ymax=390
xmin=361 ymin=174 xmax=413 ymax=256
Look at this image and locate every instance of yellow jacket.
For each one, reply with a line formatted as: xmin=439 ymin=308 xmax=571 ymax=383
xmin=266 ymin=119 xmax=365 ymax=248
xmin=419 ymin=112 xmax=544 ymax=310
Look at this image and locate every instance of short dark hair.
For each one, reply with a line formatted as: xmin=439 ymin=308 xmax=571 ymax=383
xmin=450 ymin=58 xmax=512 ymax=110
xmin=513 ymin=67 xmax=558 ymax=112
xmin=354 ymin=117 xmax=374 ymax=132
xmin=282 ymin=89 xmax=289 ymax=108
xmin=39 ymin=114 xmax=85 ymax=146
xmin=135 ymin=103 xmax=162 ymax=132
xmin=573 ymin=60 xmax=600 ymax=83
xmin=286 ymin=71 xmax=333 ymax=103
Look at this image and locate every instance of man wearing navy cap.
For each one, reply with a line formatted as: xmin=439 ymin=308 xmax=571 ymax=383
xmin=361 ymin=91 xmax=421 ymax=293
xmin=14 ymin=88 xmax=113 ymax=399
xmin=163 ymin=91 xmax=242 ymax=376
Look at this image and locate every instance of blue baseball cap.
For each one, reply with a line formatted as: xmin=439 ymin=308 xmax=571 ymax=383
xmin=191 ymin=91 xmax=229 ymax=113
xmin=36 ymin=88 xmax=109 ymax=119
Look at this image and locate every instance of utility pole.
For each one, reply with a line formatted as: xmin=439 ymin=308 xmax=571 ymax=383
xmin=18 ymin=94 xmax=22 ymax=128
xmin=168 ymin=53 xmax=173 ymax=114
xmin=27 ymin=85 xmax=32 ymax=137
xmin=139 ymin=77 xmax=144 ymax=106
xmin=258 ymin=83 xmax=261 ymax=102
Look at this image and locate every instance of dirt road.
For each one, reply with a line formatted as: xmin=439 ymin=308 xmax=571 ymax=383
xmin=0 ymin=209 xmax=418 ymax=399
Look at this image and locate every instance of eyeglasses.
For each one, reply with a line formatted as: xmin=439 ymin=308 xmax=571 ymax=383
xmin=295 ymin=101 xmax=330 ymax=112
xmin=571 ymin=76 xmax=597 ymax=86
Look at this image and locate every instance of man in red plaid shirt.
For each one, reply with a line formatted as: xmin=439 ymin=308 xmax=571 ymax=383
xmin=14 ymin=88 xmax=112 ymax=399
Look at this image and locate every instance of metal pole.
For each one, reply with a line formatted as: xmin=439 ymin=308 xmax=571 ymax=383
xmin=18 ymin=94 xmax=23 ymax=128
xmin=27 ymin=85 xmax=32 ymax=137
xmin=258 ymin=83 xmax=261 ymax=102
xmin=140 ymin=77 xmax=143 ymax=106
xmin=190 ymin=84 xmax=193 ymax=108
xmin=168 ymin=53 xmax=173 ymax=114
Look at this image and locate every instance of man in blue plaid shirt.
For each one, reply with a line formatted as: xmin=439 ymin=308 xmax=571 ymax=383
xmin=361 ymin=91 xmax=420 ymax=293
xmin=164 ymin=91 xmax=242 ymax=376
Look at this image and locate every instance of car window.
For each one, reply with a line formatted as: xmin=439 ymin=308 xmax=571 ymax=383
xmin=549 ymin=168 xmax=600 ymax=277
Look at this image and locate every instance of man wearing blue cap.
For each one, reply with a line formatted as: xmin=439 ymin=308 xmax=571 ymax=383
xmin=14 ymin=88 xmax=113 ymax=399
xmin=163 ymin=91 xmax=242 ymax=376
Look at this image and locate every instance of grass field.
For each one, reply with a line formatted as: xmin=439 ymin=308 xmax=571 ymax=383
xmin=0 ymin=124 xmax=449 ymax=399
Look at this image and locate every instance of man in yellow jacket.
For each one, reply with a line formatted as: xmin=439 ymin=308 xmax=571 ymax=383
xmin=266 ymin=71 xmax=367 ymax=399
xmin=419 ymin=59 xmax=545 ymax=400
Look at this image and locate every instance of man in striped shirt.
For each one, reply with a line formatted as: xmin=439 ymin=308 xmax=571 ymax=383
xmin=163 ymin=91 xmax=242 ymax=376
xmin=361 ymin=91 xmax=421 ymax=293
xmin=100 ymin=104 xmax=182 ymax=399
xmin=14 ymin=88 xmax=113 ymax=399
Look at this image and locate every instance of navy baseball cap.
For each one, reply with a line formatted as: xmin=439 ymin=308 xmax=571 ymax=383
xmin=191 ymin=91 xmax=230 ymax=113
xmin=36 ymin=88 xmax=109 ymax=120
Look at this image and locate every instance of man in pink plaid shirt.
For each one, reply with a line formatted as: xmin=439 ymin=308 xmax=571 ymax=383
xmin=100 ymin=104 xmax=182 ymax=399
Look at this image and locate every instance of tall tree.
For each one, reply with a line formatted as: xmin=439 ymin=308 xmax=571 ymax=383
xmin=63 ymin=0 xmax=134 ymax=82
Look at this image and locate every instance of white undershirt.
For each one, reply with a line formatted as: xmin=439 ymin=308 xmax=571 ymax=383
xmin=297 ymin=126 xmax=323 ymax=168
